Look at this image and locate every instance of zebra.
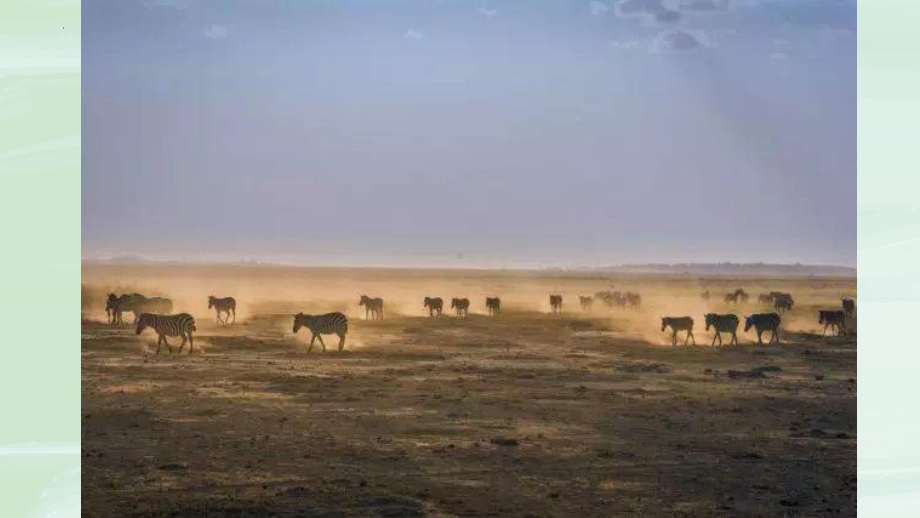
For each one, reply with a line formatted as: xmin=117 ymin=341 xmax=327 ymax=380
xmin=744 ymin=313 xmax=781 ymax=346
xmin=485 ymin=297 xmax=501 ymax=316
xmin=208 ymin=295 xmax=237 ymax=324
xmin=105 ymin=293 xmax=119 ymax=324
xmin=451 ymin=298 xmax=470 ymax=317
xmin=293 ymin=312 xmax=348 ymax=352
xmin=136 ymin=313 xmax=196 ymax=355
xmin=579 ymin=296 xmax=593 ymax=312
xmin=108 ymin=293 xmax=151 ymax=325
xmin=842 ymin=298 xmax=855 ymax=316
xmin=819 ymin=310 xmax=847 ymax=337
xmin=735 ymin=288 xmax=749 ymax=304
xmin=359 ymin=295 xmax=384 ymax=320
xmin=423 ymin=297 xmax=443 ymax=317
xmin=705 ymin=313 xmax=739 ymax=346
xmin=626 ymin=292 xmax=641 ymax=310
xmin=661 ymin=317 xmax=696 ymax=347
xmin=724 ymin=293 xmax=739 ymax=305
xmin=549 ymin=294 xmax=563 ymax=314
xmin=758 ymin=294 xmax=773 ymax=306
xmin=773 ymin=293 xmax=794 ymax=313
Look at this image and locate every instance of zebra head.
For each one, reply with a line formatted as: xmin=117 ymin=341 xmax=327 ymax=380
xmin=661 ymin=318 xmax=669 ymax=332
xmin=136 ymin=313 xmax=152 ymax=335
xmin=424 ymin=297 xmax=431 ymax=307
xmin=208 ymin=296 xmax=215 ymax=309
xmin=744 ymin=316 xmax=754 ymax=332
xmin=293 ymin=312 xmax=306 ymax=334
xmin=359 ymin=295 xmax=370 ymax=307
xmin=105 ymin=293 xmax=118 ymax=311
xmin=704 ymin=314 xmax=714 ymax=331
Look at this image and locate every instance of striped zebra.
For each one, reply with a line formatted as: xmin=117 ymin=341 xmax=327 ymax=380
xmin=842 ymin=298 xmax=855 ymax=316
xmin=705 ymin=313 xmax=739 ymax=346
xmin=359 ymin=295 xmax=384 ymax=320
xmin=744 ymin=313 xmax=781 ymax=346
xmin=136 ymin=313 xmax=196 ymax=355
xmin=549 ymin=294 xmax=563 ymax=314
xmin=723 ymin=293 xmax=739 ymax=305
xmin=819 ymin=310 xmax=847 ymax=337
xmin=293 ymin=312 xmax=348 ymax=352
xmin=579 ymin=296 xmax=593 ymax=312
xmin=757 ymin=294 xmax=773 ymax=306
xmin=423 ymin=297 xmax=443 ymax=317
xmin=486 ymin=297 xmax=501 ymax=316
xmin=208 ymin=295 xmax=237 ymax=324
xmin=661 ymin=317 xmax=696 ymax=347
xmin=451 ymin=298 xmax=470 ymax=317
xmin=773 ymin=293 xmax=794 ymax=313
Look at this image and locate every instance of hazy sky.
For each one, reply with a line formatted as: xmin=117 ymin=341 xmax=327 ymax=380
xmin=83 ymin=0 xmax=855 ymax=268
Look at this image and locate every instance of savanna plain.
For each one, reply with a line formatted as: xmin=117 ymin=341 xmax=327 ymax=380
xmin=82 ymin=264 xmax=856 ymax=516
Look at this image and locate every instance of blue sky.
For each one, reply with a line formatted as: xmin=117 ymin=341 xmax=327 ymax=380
xmin=82 ymin=0 xmax=855 ymax=268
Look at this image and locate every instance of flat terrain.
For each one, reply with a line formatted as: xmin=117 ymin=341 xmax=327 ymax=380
xmin=82 ymin=265 xmax=856 ymax=516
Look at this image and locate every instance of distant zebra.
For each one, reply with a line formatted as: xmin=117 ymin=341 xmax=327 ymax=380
xmin=549 ymin=295 xmax=563 ymax=314
xmin=724 ymin=293 xmax=739 ymax=305
xmin=105 ymin=293 xmax=119 ymax=324
xmin=208 ymin=296 xmax=237 ymax=324
xmin=108 ymin=293 xmax=152 ymax=325
xmin=424 ymin=297 xmax=443 ymax=317
xmin=359 ymin=295 xmax=384 ymax=320
xmin=773 ymin=293 xmax=794 ymax=313
xmin=661 ymin=317 xmax=696 ymax=347
xmin=744 ymin=313 xmax=781 ymax=346
xmin=136 ymin=313 xmax=196 ymax=355
xmin=819 ymin=310 xmax=847 ymax=337
xmin=705 ymin=313 xmax=739 ymax=346
xmin=293 ymin=312 xmax=348 ymax=352
xmin=842 ymin=298 xmax=855 ymax=316
xmin=486 ymin=297 xmax=501 ymax=316
xmin=579 ymin=296 xmax=593 ymax=312
xmin=735 ymin=288 xmax=749 ymax=304
xmin=626 ymin=292 xmax=641 ymax=310
xmin=757 ymin=294 xmax=773 ymax=306
xmin=451 ymin=298 xmax=470 ymax=317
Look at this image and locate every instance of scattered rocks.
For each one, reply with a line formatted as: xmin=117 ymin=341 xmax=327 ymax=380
xmin=619 ymin=362 xmax=670 ymax=374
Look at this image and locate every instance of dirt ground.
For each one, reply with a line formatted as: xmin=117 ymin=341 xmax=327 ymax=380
xmin=82 ymin=265 xmax=856 ymax=516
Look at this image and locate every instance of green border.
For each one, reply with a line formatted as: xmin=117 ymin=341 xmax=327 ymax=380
xmin=0 ymin=0 xmax=80 ymax=515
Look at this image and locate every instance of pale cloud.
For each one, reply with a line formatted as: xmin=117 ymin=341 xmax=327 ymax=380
xmin=651 ymin=29 xmax=709 ymax=52
xmin=771 ymin=52 xmax=789 ymax=60
xmin=404 ymin=29 xmax=426 ymax=40
xmin=477 ymin=7 xmax=498 ymax=18
xmin=590 ymin=1 xmax=609 ymax=16
xmin=203 ymin=24 xmax=230 ymax=39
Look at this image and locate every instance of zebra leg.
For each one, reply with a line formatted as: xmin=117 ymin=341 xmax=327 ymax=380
xmin=231 ymin=308 xmax=236 ymax=324
xmin=772 ymin=329 xmax=780 ymax=345
xmin=178 ymin=334 xmax=187 ymax=354
xmin=188 ymin=332 xmax=194 ymax=354
xmin=163 ymin=336 xmax=173 ymax=354
xmin=317 ymin=334 xmax=327 ymax=352
xmin=672 ymin=331 xmax=677 ymax=347
xmin=308 ymin=333 xmax=316 ymax=352
xmin=731 ymin=331 xmax=738 ymax=346
xmin=155 ymin=334 xmax=162 ymax=355
xmin=337 ymin=332 xmax=346 ymax=352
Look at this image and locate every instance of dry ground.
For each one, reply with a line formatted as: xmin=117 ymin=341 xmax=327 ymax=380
xmin=82 ymin=266 xmax=856 ymax=516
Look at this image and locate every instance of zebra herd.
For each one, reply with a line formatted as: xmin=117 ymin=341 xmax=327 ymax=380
xmin=586 ymin=291 xmax=642 ymax=311
xmin=103 ymin=288 xmax=855 ymax=355
xmin=661 ymin=312 xmax=781 ymax=347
